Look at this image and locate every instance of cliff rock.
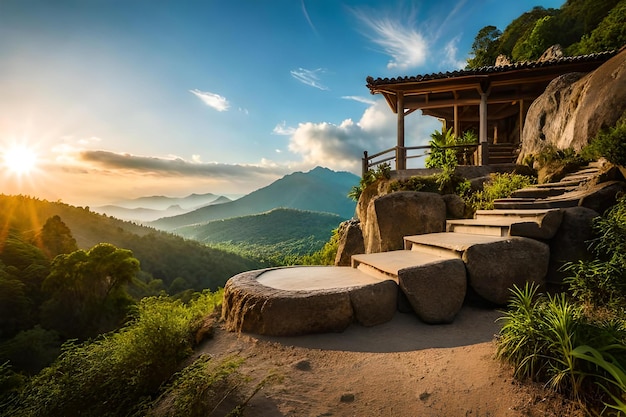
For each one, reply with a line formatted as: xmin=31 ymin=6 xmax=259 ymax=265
xmin=518 ymin=48 xmax=626 ymax=162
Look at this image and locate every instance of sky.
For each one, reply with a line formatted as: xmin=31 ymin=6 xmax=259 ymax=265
xmin=0 ymin=0 xmax=565 ymax=206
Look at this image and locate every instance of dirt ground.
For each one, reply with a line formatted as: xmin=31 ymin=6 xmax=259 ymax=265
xmin=201 ymin=301 xmax=584 ymax=417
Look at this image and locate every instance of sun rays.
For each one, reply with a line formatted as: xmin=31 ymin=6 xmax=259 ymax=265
xmin=2 ymin=143 xmax=38 ymax=177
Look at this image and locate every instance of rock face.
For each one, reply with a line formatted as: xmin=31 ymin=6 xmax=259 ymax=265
xmin=538 ymin=44 xmax=564 ymax=62
xmin=334 ymin=219 xmax=365 ymax=266
xmin=363 ymin=192 xmax=446 ymax=253
xmin=518 ymin=48 xmax=626 ymax=162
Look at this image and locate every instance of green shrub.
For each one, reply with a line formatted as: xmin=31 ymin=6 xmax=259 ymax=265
xmin=583 ymin=115 xmax=626 ymax=167
xmin=425 ymin=127 xmax=458 ymax=169
xmin=0 ymin=326 xmax=61 ymax=375
xmin=425 ymin=128 xmax=477 ymax=169
xmin=497 ymin=284 xmax=626 ymax=413
xmin=534 ymin=145 xmax=588 ymax=183
xmin=467 ymin=173 xmax=536 ymax=210
xmin=147 ymin=354 xmax=245 ymax=417
xmin=563 ymin=195 xmax=626 ymax=311
xmin=8 ymin=290 xmax=223 ymax=417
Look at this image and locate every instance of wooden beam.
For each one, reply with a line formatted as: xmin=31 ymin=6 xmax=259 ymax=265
xmin=404 ymin=92 xmax=540 ymax=110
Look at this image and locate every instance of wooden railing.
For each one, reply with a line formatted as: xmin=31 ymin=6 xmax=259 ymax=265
xmin=362 ymin=144 xmax=480 ymax=176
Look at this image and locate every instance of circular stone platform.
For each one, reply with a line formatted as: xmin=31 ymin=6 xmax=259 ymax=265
xmin=221 ymin=266 xmax=398 ymax=336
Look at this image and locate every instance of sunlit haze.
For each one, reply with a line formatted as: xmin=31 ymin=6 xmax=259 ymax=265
xmin=0 ymin=0 xmax=564 ymax=206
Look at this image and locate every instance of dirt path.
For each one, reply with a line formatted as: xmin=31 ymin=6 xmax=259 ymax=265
xmin=202 ymin=303 xmax=583 ymax=416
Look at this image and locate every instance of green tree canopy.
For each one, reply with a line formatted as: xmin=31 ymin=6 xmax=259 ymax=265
xmin=41 ymin=243 xmax=140 ymax=339
xmin=568 ymin=0 xmax=626 ymax=54
xmin=37 ymin=215 xmax=77 ymax=259
xmin=467 ymin=25 xmax=502 ymax=68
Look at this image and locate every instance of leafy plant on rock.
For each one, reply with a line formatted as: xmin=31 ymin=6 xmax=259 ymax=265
xmin=582 ymin=113 xmax=626 ymax=167
xmin=348 ymin=162 xmax=391 ymax=202
xmin=467 ymin=172 xmax=536 ymax=211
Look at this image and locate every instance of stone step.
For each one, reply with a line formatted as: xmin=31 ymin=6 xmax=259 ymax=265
xmin=493 ymin=198 xmax=579 ymax=209
xmin=447 ymin=208 xmax=563 ymax=239
xmin=404 ymin=232 xmax=507 ymax=258
xmin=446 ymin=218 xmax=510 ymax=237
xmin=534 ymin=178 xmax=590 ymax=188
xmin=562 ymin=167 xmax=600 ymax=176
xmin=474 ymin=208 xmax=559 ymax=218
xmin=352 ymin=250 xmax=456 ymax=281
xmin=511 ymin=186 xmax=577 ymax=198
xmin=559 ymin=173 xmax=599 ymax=183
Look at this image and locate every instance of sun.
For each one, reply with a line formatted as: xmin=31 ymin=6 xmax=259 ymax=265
xmin=2 ymin=144 xmax=38 ymax=176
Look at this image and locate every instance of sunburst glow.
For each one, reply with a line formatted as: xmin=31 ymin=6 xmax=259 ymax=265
xmin=2 ymin=145 xmax=38 ymax=176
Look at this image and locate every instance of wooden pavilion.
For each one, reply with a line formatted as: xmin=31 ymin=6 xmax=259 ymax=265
xmin=365 ymin=50 xmax=617 ymax=169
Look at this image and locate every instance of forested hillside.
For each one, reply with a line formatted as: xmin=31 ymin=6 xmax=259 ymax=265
xmin=0 ymin=195 xmax=262 ymax=293
xmin=467 ymin=0 xmax=626 ymax=68
xmin=176 ymin=208 xmax=343 ymax=264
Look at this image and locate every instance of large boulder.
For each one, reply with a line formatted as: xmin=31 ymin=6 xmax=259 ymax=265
xmin=547 ymin=206 xmax=598 ymax=284
xmin=363 ymin=191 xmax=446 ymax=253
xmin=398 ymin=258 xmax=467 ymax=324
xmin=334 ymin=219 xmax=365 ymax=266
xmin=518 ymin=48 xmax=626 ymax=162
xmin=463 ymin=237 xmax=550 ymax=305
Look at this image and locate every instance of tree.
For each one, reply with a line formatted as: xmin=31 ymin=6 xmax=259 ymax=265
xmin=467 ymin=25 xmax=502 ymax=68
xmin=498 ymin=7 xmax=557 ymax=59
xmin=512 ymin=16 xmax=558 ymax=62
xmin=41 ymin=243 xmax=140 ymax=339
xmin=568 ymin=0 xmax=626 ymax=54
xmin=37 ymin=215 xmax=77 ymax=259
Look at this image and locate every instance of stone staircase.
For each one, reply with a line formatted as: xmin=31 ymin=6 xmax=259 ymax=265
xmin=349 ymin=162 xmax=607 ymax=325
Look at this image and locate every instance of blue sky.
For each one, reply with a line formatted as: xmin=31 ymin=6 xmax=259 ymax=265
xmin=0 ymin=0 xmax=564 ymax=205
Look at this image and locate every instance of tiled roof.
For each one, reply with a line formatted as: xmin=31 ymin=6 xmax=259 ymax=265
xmin=366 ymin=50 xmax=618 ymax=88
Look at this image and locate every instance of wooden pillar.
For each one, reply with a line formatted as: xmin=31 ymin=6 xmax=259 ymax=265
xmin=362 ymin=151 xmax=369 ymax=177
xmin=479 ymin=92 xmax=489 ymax=165
xmin=396 ymin=92 xmax=406 ymax=170
xmin=518 ymin=99 xmax=525 ymax=144
xmin=453 ymin=104 xmax=459 ymax=137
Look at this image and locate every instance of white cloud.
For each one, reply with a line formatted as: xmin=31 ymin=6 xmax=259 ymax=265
xmin=290 ymin=68 xmax=329 ymax=90
xmin=353 ymin=1 xmax=471 ymax=72
xmin=272 ymin=121 xmax=296 ymax=136
xmin=301 ymin=0 xmax=318 ymax=35
xmin=354 ymin=10 xmax=428 ymax=70
xmin=189 ymin=89 xmax=230 ymax=111
xmin=286 ymin=99 xmax=440 ymax=173
xmin=342 ymin=95 xmax=377 ymax=105
xmin=443 ymin=37 xmax=467 ymax=70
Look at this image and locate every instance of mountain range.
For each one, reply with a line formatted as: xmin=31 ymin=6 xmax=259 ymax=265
xmin=93 ymin=193 xmax=233 ymax=222
xmin=149 ymin=167 xmax=359 ymax=231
